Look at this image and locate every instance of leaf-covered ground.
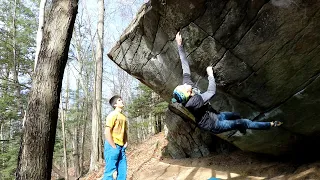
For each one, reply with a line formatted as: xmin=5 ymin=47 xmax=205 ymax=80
xmin=81 ymin=132 xmax=320 ymax=180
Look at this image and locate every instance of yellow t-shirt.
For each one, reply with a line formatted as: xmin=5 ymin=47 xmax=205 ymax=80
xmin=105 ymin=110 xmax=127 ymax=146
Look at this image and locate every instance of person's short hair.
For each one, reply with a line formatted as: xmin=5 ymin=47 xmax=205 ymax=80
xmin=172 ymin=85 xmax=189 ymax=104
xmin=109 ymin=95 xmax=121 ymax=108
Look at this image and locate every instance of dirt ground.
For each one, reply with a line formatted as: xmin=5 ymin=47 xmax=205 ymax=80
xmin=81 ymin=132 xmax=320 ymax=180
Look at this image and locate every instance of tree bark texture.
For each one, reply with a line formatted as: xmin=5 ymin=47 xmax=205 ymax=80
xmin=16 ymin=0 xmax=79 ymax=179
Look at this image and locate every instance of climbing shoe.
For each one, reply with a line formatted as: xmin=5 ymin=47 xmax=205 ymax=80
xmin=273 ymin=121 xmax=283 ymax=127
xmin=239 ymin=128 xmax=247 ymax=135
xmin=227 ymin=130 xmax=238 ymax=138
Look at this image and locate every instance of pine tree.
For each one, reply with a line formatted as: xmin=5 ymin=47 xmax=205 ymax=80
xmin=0 ymin=0 xmax=37 ymax=179
xmin=127 ymin=83 xmax=168 ymax=143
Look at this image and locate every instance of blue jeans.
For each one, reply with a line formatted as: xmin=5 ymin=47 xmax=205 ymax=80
xmin=213 ymin=112 xmax=271 ymax=134
xmin=103 ymin=141 xmax=127 ymax=180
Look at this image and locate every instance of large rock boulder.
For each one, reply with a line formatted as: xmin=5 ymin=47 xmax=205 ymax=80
xmin=108 ymin=0 xmax=320 ymax=156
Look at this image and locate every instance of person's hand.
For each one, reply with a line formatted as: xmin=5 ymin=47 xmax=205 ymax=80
xmin=206 ymin=66 xmax=214 ymax=77
xmin=124 ymin=142 xmax=128 ymax=148
xmin=175 ymin=32 xmax=182 ymax=46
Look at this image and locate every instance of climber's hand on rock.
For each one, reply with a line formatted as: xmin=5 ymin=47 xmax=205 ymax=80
xmin=206 ymin=66 xmax=214 ymax=77
xmin=176 ymin=32 xmax=182 ymax=46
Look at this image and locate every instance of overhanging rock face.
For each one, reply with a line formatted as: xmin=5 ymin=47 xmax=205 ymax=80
xmin=108 ymin=0 xmax=320 ymax=156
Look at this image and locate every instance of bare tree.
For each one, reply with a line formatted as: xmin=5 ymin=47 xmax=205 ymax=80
xmin=72 ymin=27 xmax=83 ymax=177
xmin=90 ymin=0 xmax=104 ymax=171
xmin=16 ymin=0 xmax=79 ymax=179
xmin=61 ymin=69 xmax=70 ymax=180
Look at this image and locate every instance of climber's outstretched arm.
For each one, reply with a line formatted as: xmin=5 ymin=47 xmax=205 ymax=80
xmin=200 ymin=66 xmax=216 ymax=103
xmin=176 ymin=32 xmax=194 ymax=86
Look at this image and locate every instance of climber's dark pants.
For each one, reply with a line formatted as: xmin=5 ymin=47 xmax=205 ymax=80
xmin=211 ymin=112 xmax=271 ymax=134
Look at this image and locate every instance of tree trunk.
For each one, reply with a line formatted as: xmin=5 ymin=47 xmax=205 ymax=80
xmin=16 ymin=0 xmax=79 ymax=179
xmin=12 ymin=0 xmax=24 ymax=116
xmin=52 ymin=164 xmax=76 ymax=180
xmin=80 ymin=70 xmax=90 ymax=175
xmin=73 ymin=120 xmax=80 ymax=178
xmin=73 ymin=45 xmax=82 ymax=177
xmin=89 ymin=0 xmax=104 ymax=172
xmin=61 ymin=70 xmax=70 ymax=180
xmin=79 ymin=106 xmax=87 ymax=175
xmin=1 ymin=123 xmax=5 ymax=168
xmin=1 ymin=123 xmax=4 ymax=161
xmin=71 ymin=24 xmax=89 ymax=177
xmin=61 ymin=106 xmax=69 ymax=180
xmin=34 ymin=0 xmax=47 ymax=71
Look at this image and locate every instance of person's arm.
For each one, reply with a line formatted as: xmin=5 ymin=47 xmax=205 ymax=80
xmin=123 ymin=121 xmax=128 ymax=148
xmin=176 ymin=32 xmax=190 ymax=75
xmin=176 ymin=32 xmax=194 ymax=86
xmin=123 ymin=132 xmax=128 ymax=148
xmin=105 ymin=114 xmax=116 ymax=148
xmin=105 ymin=127 xmax=116 ymax=148
xmin=200 ymin=66 xmax=216 ymax=103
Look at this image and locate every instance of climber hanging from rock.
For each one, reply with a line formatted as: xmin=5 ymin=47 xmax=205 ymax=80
xmin=171 ymin=31 xmax=282 ymax=134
